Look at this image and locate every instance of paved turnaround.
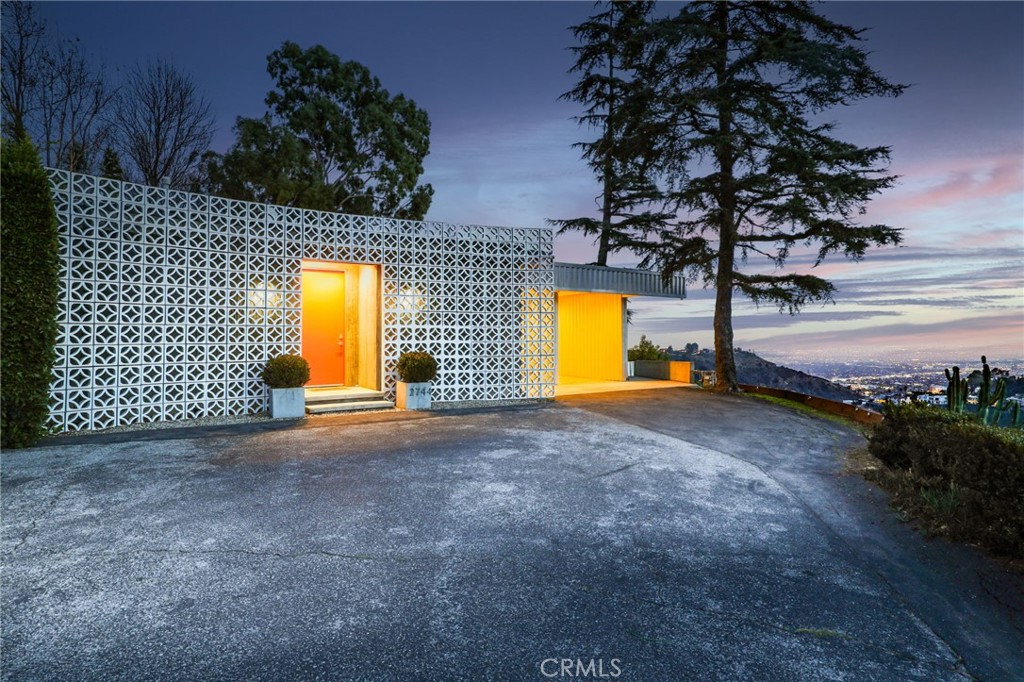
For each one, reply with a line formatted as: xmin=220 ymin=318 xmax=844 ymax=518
xmin=3 ymin=389 xmax=1022 ymax=681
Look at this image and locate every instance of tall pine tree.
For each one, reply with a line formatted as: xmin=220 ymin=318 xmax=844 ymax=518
xmin=633 ymin=1 xmax=905 ymax=391
xmin=551 ymin=0 xmax=667 ymax=266
xmin=99 ymin=147 xmax=124 ymax=181
xmin=202 ymin=42 xmax=433 ymax=220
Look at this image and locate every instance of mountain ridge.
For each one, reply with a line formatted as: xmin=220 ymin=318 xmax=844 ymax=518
xmin=666 ymin=347 xmax=862 ymax=402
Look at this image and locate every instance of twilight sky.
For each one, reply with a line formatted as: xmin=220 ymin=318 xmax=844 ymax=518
xmin=33 ymin=1 xmax=1024 ymax=362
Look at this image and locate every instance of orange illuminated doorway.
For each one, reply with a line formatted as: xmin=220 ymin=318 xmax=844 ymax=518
xmin=302 ymin=268 xmax=346 ymax=386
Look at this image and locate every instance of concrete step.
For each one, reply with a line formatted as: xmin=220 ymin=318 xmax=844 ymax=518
xmin=305 ymin=399 xmax=394 ymax=415
xmin=305 ymin=387 xmax=387 ymax=405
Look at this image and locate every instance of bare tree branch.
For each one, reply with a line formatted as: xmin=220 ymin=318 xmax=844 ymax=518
xmin=1 ymin=0 xmax=46 ymax=140
xmin=36 ymin=38 xmax=116 ymax=172
xmin=115 ymin=60 xmax=214 ymax=187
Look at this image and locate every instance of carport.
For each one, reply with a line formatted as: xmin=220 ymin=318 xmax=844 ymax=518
xmin=554 ymin=263 xmax=686 ymax=389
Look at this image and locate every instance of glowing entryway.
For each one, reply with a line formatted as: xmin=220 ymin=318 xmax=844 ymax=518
xmin=552 ymin=263 xmax=687 ymax=393
xmin=302 ymin=268 xmax=346 ymax=385
xmin=300 ymin=261 xmax=381 ymax=390
xmin=556 ymin=291 xmax=627 ymax=383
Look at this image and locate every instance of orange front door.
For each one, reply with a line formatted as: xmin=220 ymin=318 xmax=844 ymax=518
xmin=302 ymin=269 xmax=345 ymax=386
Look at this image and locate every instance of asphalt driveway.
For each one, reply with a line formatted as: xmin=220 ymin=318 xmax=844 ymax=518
xmin=2 ymin=389 xmax=1022 ymax=680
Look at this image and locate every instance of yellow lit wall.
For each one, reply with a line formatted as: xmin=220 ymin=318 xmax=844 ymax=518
xmin=557 ymin=291 xmax=626 ymax=382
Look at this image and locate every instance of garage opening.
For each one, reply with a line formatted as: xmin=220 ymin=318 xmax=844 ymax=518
xmin=556 ymin=291 xmax=627 ymax=384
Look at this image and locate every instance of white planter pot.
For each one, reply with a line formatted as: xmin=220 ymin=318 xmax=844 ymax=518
xmin=269 ymin=387 xmax=306 ymax=418
xmin=396 ymin=381 xmax=432 ymax=410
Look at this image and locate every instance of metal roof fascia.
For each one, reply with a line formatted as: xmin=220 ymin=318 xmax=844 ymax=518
xmin=553 ymin=262 xmax=686 ymax=299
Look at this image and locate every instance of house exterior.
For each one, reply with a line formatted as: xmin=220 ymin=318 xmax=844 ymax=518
xmin=46 ymin=170 xmax=684 ymax=432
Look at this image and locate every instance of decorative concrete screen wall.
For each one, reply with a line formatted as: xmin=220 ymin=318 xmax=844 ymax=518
xmin=47 ymin=170 xmax=556 ymax=432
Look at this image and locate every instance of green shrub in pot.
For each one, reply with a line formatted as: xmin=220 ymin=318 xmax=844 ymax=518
xmin=261 ymin=354 xmax=311 ymax=388
xmin=261 ymin=355 xmax=310 ymax=418
xmin=396 ymin=351 xmax=437 ymax=410
xmin=396 ymin=351 xmax=437 ymax=384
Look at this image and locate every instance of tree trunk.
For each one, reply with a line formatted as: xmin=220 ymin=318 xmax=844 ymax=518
xmin=596 ymin=199 xmax=611 ymax=266
xmin=712 ymin=2 xmax=740 ymax=393
xmin=713 ymin=239 xmax=739 ymax=392
xmin=596 ymin=5 xmax=616 ymax=268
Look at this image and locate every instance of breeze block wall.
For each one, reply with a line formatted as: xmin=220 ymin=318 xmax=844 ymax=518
xmin=47 ymin=170 xmax=555 ymax=432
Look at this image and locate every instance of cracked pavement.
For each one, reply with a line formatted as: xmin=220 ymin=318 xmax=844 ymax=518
xmin=3 ymin=388 xmax=1022 ymax=680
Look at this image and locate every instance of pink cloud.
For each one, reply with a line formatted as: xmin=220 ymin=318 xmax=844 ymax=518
xmin=875 ymin=153 xmax=1023 ymax=215
xmin=956 ymin=227 xmax=1024 ymax=248
xmin=743 ymin=312 xmax=1024 ymax=359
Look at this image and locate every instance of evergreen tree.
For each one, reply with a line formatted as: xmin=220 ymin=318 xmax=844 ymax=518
xmin=203 ymin=42 xmax=433 ymax=220
xmin=99 ymin=146 xmax=124 ymax=181
xmin=551 ymin=0 xmax=667 ymax=266
xmin=1 ymin=136 xmax=60 ymax=447
xmin=628 ymin=334 xmax=667 ymax=361
xmin=197 ymin=115 xmax=330 ymax=209
xmin=633 ymin=1 xmax=905 ymax=391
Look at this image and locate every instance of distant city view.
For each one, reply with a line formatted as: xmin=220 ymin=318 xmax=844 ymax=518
xmin=652 ymin=339 xmax=1024 ymax=407
xmin=761 ymin=354 xmax=1024 ymax=404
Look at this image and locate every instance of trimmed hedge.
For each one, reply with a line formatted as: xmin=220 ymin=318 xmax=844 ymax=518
xmin=396 ymin=351 xmax=437 ymax=383
xmin=1 ymin=138 xmax=60 ymax=448
xmin=868 ymin=404 xmax=1024 ymax=558
xmin=260 ymin=354 xmax=311 ymax=388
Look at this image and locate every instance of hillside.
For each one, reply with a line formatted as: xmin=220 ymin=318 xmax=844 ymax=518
xmin=966 ymin=368 xmax=1024 ymax=398
xmin=667 ymin=348 xmax=862 ymax=402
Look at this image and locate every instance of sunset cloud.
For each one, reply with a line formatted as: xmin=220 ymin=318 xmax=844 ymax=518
xmin=30 ymin=0 xmax=1024 ymax=363
xmin=743 ymin=312 xmax=1024 ymax=359
xmin=631 ymin=301 xmax=1022 ymax=361
xmin=866 ymin=152 xmax=1023 ymax=242
xmin=638 ymin=310 xmax=904 ymax=334
xmin=897 ymin=159 xmax=1020 ymax=213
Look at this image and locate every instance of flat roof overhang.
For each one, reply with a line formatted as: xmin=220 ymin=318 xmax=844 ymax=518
xmin=554 ymin=262 xmax=686 ymax=299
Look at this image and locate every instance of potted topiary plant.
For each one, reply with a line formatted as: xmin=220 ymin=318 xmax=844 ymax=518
xmin=261 ymin=354 xmax=310 ymax=418
xmin=395 ymin=351 xmax=437 ymax=410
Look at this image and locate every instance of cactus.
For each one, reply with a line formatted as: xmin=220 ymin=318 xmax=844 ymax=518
xmin=978 ymin=378 xmax=1003 ymax=421
xmin=945 ymin=357 xmax=1022 ymax=427
xmin=983 ymin=380 xmax=1018 ymax=426
xmin=944 ymin=365 xmax=967 ymax=413
xmin=979 ymin=356 xmax=989 ymax=407
xmin=973 ymin=356 xmax=1021 ymax=427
